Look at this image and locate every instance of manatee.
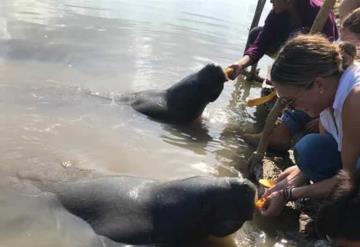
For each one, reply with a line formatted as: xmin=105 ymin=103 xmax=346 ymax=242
xmin=130 ymin=64 xmax=227 ymax=123
xmin=34 ymin=175 xmax=255 ymax=245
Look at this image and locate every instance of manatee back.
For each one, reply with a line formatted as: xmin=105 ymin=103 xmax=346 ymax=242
xmin=52 ymin=176 xmax=158 ymax=243
xmin=130 ymin=89 xmax=171 ymax=121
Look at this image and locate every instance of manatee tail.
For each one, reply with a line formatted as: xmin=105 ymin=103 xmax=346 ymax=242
xmin=87 ymin=91 xmax=136 ymax=105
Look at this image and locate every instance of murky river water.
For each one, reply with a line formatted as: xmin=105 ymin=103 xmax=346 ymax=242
xmin=0 ymin=0 xmax=299 ymax=246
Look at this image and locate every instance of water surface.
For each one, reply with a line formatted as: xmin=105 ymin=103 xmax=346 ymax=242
xmin=0 ymin=0 xmax=297 ymax=246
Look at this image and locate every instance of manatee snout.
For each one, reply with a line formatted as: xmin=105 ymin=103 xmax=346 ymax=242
xmin=205 ymin=178 xmax=256 ymax=237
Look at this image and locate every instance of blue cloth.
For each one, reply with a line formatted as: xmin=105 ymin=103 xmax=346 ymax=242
xmin=281 ymin=109 xmax=311 ymax=135
xmin=294 ymin=133 xmax=360 ymax=182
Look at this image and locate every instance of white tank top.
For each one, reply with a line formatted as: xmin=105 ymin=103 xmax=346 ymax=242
xmin=320 ymin=64 xmax=360 ymax=151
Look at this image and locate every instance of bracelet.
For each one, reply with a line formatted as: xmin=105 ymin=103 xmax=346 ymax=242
xmin=282 ymin=187 xmax=294 ymax=201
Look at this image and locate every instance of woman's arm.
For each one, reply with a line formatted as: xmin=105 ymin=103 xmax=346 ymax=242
xmin=227 ymin=55 xmax=253 ymax=80
xmin=341 ymin=87 xmax=360 ymax=175
xmin=260 ymin=175 xmax=339 ymax=216
xmin=291 ymin=175 xmax=338 ymax=199
xmin=228 ymin=11 xmax=279 ymax=80
xmin=243 ymin=11 xmax=279 ymax=64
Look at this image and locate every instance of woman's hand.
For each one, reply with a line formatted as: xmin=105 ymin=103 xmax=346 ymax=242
xmin=264 ymin=165 xmax=307 ymax=197
xmin=227 ymin=62 xmax=244 ymax=80
xmin=259 ymin=190 xmax=287 ymax=217
xmin=259 ymin=166 xmax=308 ymax=217
xmin=227 ymin=55 xmax=252 ymax=80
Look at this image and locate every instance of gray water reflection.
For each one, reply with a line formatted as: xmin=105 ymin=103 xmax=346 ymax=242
xmin=0 ymin=0 xmax=299 ymax=246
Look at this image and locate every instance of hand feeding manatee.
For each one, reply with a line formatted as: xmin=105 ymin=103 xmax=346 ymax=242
xmin=30 ymin=175 xmax=255 ymax=245
xmin=129 ymin=64 xmax=230 ymax=123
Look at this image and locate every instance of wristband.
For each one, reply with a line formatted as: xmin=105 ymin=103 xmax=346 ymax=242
xmin=282 ymin=187 xmax=294 ymax=201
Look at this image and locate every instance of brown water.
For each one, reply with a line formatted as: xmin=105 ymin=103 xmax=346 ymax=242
xmin=0 ymin=0 xmax=298 ymax=246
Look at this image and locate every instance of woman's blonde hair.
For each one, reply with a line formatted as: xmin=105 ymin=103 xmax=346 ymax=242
xmin=271 ymin=34 xmax=345 ymax=87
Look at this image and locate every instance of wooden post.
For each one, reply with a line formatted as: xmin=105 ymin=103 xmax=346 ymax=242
xmin=247 ymin=0 xmax=337 ymax=170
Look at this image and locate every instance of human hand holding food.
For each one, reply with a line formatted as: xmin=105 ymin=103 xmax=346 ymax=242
xmin=258 ymin=190 xmax=288 ymax=217
xmin=263 ymin=165 xmax=307 ymax=198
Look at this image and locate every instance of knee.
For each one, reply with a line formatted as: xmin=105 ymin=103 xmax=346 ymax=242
xmin=294 ymin=134 xmax=324 ymax=168
xmin=294 ymin=133 xmax=342 ymax=181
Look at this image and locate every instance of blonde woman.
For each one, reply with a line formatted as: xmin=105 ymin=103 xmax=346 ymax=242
xmin=260 ymin=34 xmax=360 ymax=217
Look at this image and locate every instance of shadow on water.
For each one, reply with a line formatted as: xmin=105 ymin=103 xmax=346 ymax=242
xmin=160 ymin=120 xmax=213 ymax=156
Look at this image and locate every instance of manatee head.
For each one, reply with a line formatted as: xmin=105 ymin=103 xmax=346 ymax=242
xmin=196 ymin=63 xmax=227 ymax=103
xmin=202 ymin=177 xmax=256 ymax=237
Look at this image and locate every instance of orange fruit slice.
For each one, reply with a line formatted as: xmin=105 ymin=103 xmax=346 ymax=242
xmin=258 ymin=179 xmax=276 ymax=188
xmin=255 ymin=197 xmax=267 ymax=209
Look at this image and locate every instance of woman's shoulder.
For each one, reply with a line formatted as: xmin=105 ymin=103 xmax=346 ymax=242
xmin=297 ymin=0 xmax=321 ymax=22
xmin=341 ymin=64 xmax=360 ymax=84
xmin=342 ymin=67 xmax=360 ymax=114
xmin=346 ymin=64 xmax=360 ymax=79
xmin=308 ymin=0 xmax=322 ymax=9
xmin=296 ymin=0 xmax=320 ymax=11
xmin=264 ymin=10 xmax=289 ymax=27
xmin=333 ymin=64 xmax=360 ymax=111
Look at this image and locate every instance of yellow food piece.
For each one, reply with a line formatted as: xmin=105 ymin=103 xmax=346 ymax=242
xmin=258 ymin=179 xmax=276 ymax=188
xmin=246 ymin=91 xmax=277 ymax=107
xmin=255 ymin=197 xmax=267 ymax=209
xmin=224 ymin=67 xmax=234 ymax=77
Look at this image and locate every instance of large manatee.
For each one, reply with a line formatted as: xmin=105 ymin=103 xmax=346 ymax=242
xmin=34 ymin=175 xmax=255 ymax=245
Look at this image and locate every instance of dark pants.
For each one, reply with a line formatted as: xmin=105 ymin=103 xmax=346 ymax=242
xmin=294 ymin=133 xmax=360 ymax=182
xmin=281 ymin=109 xmax=311 ymax=135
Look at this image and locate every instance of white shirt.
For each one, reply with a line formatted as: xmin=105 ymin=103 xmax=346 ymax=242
xmin=320 ymin=64 xmax=360 ymax=151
